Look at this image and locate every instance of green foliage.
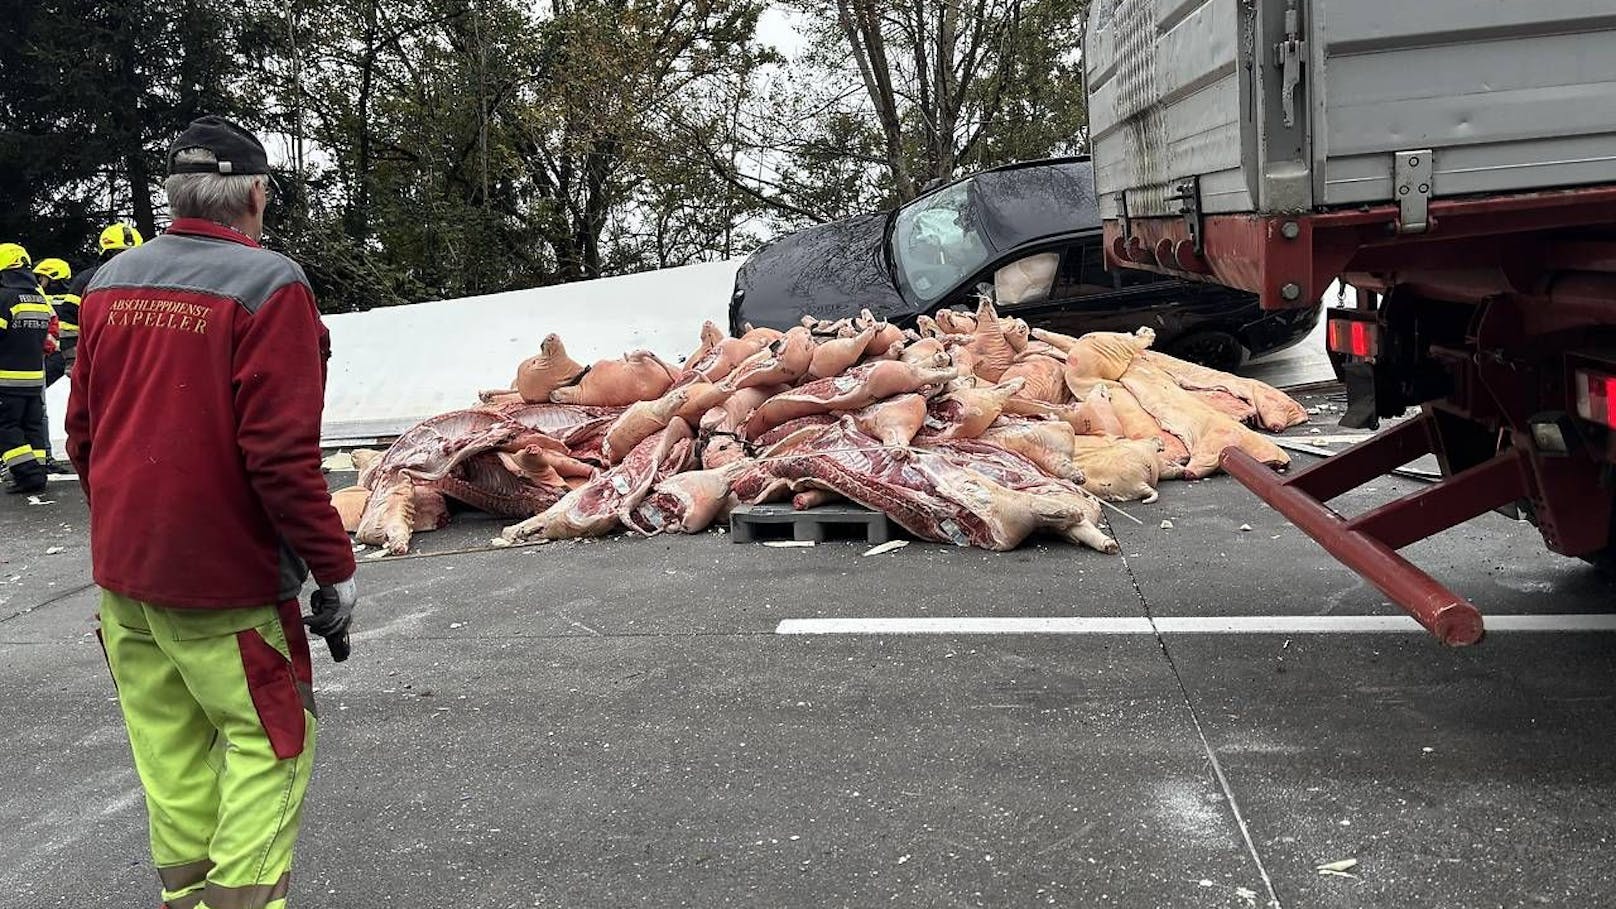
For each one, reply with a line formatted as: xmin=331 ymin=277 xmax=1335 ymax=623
xmin=1 ymin=0 xmax=273 ymax=261
xmin=715 ymin=0 xmax=1090 ymax=229
xmin=1 ymin=0 xmax=1091 ymax=307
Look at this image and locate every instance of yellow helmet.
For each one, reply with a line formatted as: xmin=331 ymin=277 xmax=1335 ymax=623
xmin=34 ymin=257 xmax=72 ymax=283
xmin=99 ymin=223 xmax=144 ymax=252
xmin=0 ymin=243 xmax=31 ymax=270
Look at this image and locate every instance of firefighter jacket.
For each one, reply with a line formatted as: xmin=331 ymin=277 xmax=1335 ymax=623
xmin=65 ymin=219 xmax=356 ymax=609
xmin=66 ymin=262 xmax=100 ymax=299
xmin=48 ymin=290 xmax=80 ymax=354
xmin=0 ymin=268 xmax=54 ymax=392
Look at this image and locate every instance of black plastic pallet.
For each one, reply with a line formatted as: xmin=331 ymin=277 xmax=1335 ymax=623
xmin=729 ymin=503 xmax=898 ymax=544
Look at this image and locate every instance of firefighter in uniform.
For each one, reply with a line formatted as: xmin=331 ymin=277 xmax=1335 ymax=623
xmin=33 ymin=257 xmax=75 ymax=472
xmin=35 ymin=257 xmax=76 ymax=383
xmin=68 ymin=222 xmax=144 ymax=301
xmin=65 ymin=117 xmax=358 ymax=909
xmin=0 ymin=243 xmax=54 ymax=495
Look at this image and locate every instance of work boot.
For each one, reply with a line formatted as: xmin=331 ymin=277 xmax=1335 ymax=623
xmin=44 ymin=459 xmax=73 ymax=476
xmin=5 ymin=477 xmax=46 ymax=495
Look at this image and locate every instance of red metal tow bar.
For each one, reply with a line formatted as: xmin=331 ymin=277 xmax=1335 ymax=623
xmin=1220 ymin=414 xmax=1533 ymax=645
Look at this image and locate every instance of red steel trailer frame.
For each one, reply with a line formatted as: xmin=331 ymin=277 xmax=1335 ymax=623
xmin=1103 ymin=186 xmax=1616 ymax=644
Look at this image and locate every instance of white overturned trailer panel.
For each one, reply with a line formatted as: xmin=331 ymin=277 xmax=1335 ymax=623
xmin=1085 ymin=0 xmax=1616 ymax=219
xmin=320 ymin=259 xmax=740 ymax=441
xmin=44 ymin=258 xmax=741 ymax=448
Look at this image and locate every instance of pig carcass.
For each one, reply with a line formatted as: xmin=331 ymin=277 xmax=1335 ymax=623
xmin=1140 ymin=351 xmax=1309 ymax=431
xmin=1063 ymin=327 xmax=1156 ymax=386
xmin=478 ymin=333 xmax=586 ymax=404
xmin=625 ymin=460 xmax=750 ymax=534
xmin=741 ymin=360 xmax=956 ymax=439
xmin=502 ymin=420 xmax=695 ymax=541
xmin=1121 ymin=361 xmax=1289 ymax=479
xmin=551 ymin=350 xmax=679 ymax=406
xmin=761 ymin=418 xmax=1116 ymax=552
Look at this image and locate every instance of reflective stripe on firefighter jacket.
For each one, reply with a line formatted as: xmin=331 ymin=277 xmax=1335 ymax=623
xmin=0 ymin=269 xmax=52 ymax=390
xmin=49 ymin=292 xmax=81 ymax=349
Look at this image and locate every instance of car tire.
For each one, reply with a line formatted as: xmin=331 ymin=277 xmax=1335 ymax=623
xmin=1165 ymin=331 xmax=1244 ymax=372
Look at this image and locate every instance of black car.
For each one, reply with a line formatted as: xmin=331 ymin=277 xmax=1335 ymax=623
xmin=730 ymin=157 xmax=1320 ymax=371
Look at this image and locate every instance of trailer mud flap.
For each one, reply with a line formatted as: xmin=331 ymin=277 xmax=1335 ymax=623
xmin=1340 ymin=362 xmax=1380 ymax=430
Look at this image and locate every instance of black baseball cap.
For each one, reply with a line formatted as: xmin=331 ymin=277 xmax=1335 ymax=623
xmin=167 ymin=116 xmax=272 ymax=176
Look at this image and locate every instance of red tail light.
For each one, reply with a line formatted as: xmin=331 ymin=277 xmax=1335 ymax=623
xmin=1575 ymin=369 xmax=1616 ymax=428
xmin=1327 ymin=314 xmax=1379 ymax=358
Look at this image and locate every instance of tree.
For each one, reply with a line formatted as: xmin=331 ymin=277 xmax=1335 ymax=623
xmin=0 ymin=0 xmax=275 ymax=254
xmin=509 ymin=0 xmax=772 ymax=280
xmin=690 ymin=0 xmax=1089 ymax=231
xmin=277 ymin=0 xmax=770 ymax=304
xmin=2 ymin=0 xmax=1090 ymax=310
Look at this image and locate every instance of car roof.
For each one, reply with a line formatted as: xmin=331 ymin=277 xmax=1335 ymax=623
xmin=915 ymin=157 xmax=1101 ymax=252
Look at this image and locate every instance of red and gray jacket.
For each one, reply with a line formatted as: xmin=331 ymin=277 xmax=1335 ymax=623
xmin=65 ymin=219 xmax=355 ymax=609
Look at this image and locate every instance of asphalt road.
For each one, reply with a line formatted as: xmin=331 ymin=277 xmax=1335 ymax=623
xmin=4 ymin=403 xmax=1615 ymax=908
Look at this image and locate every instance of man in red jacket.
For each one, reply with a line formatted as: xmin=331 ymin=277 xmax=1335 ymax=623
xmin=65 ymin=116 xmax=357 ymax=909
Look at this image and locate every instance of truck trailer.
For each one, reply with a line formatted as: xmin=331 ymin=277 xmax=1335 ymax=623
xmin=1083 ymin=0 xmax=1616 ymax=643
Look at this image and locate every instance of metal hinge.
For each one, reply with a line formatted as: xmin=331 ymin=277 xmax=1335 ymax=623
xmin=1273 ymin=0 xmax=1306 ymax=128
xmin=1393 ymin=149 xmax=1432 ymax=234
xmin=1167 ymin=175 xmax=1204 ymax=253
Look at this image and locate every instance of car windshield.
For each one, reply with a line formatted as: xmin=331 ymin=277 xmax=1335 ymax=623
xmin=890 ymin=179 xmax=995 ymax=303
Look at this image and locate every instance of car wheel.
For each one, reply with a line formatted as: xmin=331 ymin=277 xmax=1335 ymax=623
xmin=1165 ymin=331 xmax=1243 ymax=372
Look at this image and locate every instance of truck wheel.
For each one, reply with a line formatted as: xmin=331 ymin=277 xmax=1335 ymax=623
xmin=1166 ymin=331 xmax=1243 ymax=372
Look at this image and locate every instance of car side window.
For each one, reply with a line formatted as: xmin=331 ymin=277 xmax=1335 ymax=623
xmin=1051 ymin=239 xmax=1115 ymax=299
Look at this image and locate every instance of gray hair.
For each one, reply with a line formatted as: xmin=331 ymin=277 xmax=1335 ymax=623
xmin=164 ymin=148 xmax=265 ymax=222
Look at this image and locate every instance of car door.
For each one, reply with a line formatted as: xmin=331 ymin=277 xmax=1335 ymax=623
xmin=937 ymin=233 xmax=1197 ymax=338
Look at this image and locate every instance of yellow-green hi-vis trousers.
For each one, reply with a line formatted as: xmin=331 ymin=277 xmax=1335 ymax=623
xmin=98 ymin=590 xmax=317 ymax=909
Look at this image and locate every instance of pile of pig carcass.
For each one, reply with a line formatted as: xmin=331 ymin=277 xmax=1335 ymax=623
xmin=331 ymin=301 xmax=1306 ymax=556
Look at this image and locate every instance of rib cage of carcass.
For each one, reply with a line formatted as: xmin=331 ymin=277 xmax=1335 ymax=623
xmin=333 ymin=300 xmax=1307 ymax=554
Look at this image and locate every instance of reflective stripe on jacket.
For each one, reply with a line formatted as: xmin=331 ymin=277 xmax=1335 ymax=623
xmin=0 ymin=269 xmax=52 ymax=390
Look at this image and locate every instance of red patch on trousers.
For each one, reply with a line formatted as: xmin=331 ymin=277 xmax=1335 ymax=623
xmin=277 ymin=599 xmax=314 ymax=686
xmin=237 ymin=627 xmax=306 ymax=760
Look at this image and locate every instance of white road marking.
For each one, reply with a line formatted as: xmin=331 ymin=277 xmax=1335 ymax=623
xmin=775 ymin=614 xmax=1616 ymax=635
xmin=777 ymin=617 xmax=1154 ymax=635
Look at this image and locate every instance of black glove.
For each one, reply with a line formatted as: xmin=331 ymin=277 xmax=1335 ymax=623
xmin=306 ymin=576 xmax=357 ymax=643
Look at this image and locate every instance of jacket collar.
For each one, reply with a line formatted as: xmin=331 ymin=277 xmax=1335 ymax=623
xmin=1 ymin=268 xmax=38 ymax=289
xmin=166 ymin=218 xmax=261 ymax=249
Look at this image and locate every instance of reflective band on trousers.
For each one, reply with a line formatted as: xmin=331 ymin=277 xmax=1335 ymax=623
xmin=201 ymin=872 xmax=291 ymax=909
xmin=157 ymin=858 xmax=215 ymax=891
xmin=2 ymin=444 xmax=38 ymax=467
xmin=0 ymin=371 xmax=44 ymax=388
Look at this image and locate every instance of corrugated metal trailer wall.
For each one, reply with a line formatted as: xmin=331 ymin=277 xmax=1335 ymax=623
xmin=1086 ymin=0 xmax=1616 ymax=219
